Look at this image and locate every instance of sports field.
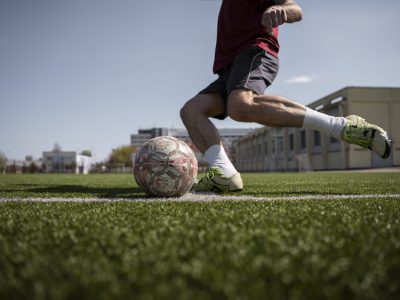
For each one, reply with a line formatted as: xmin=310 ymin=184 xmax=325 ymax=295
xmin=1 ymin=172 xmax=400 ymax=299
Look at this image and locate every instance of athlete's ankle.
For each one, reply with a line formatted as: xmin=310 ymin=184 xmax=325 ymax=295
xmin=302 ymin=108 xmax=347 ymax=139
xmin=204 ymin=144 xmax=237 ymax=178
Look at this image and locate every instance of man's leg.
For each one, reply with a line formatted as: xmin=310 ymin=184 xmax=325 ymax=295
xmin=227 ymin=89 xmax=390 ymax=158
xmin=180 ymin=93 xmax=224 ymax=153
xmin=228 ymin=90 xmax=306 ymax=127
xmin=180 ymin=93 xmax=243 ymax=192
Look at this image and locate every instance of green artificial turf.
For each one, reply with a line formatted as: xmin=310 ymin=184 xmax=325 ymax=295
xmin=1 ymin=172 xmax=400 ymax=198
xmin=1 ymin=173 xmax=400 ymax=299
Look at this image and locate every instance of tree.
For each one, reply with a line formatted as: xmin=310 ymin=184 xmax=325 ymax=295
xmin=28 ymin=162 xmax=39 ymax=173
xmin=0 ymin=152 xmax=7 ymax=173
xmin=107 ymin=145 xmax=137 ymax=167
xmin=80 ymin=150 xmax=92 ymax=157
xmin=7 ymin=161 xmax=17 ymax=174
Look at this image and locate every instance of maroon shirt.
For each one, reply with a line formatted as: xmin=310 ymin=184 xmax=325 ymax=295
xmin=213 ymin=0 xmax=280 ymax=73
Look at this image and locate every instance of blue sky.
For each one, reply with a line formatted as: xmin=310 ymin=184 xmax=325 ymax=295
xmin=1 ymin=0 xmax=399 ymax=161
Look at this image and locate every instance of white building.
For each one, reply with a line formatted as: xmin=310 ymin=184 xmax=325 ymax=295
xmin=42 ymin=147 xmax=92 ymax=174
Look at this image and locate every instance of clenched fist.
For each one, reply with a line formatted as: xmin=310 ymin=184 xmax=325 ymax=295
xmin=261 ymin=6 xmax=287 ymax=34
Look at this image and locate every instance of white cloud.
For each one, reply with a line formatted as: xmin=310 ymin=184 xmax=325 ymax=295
xmin=285 ymin=75 xmax=318 ymax=84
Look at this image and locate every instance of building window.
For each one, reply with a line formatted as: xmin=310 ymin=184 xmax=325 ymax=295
xmin=313 ymin=131 xmax=321 ymax=147
xmin=328 ymin=136 xmax=341 ymax=153
xmin=300 ymin=130 xmax=306 ymax=149
xmin=265 ymin=142 xmax=268 ymax=155
xmin=330 ymin=137 xmax=340 ymax=144
xmin=272 ymin=139 xmax=276 ymax=154
xmin=276 ymin=137 xmax=284 ymax=154
xmin=289 ymin=134 xmax=294 ymax=151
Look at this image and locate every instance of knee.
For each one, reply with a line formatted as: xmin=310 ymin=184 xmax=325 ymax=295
xmin=227 ymin=91 xmax=253 ymax=122
xmin=180 ymin=99 xmax=196 ymax=123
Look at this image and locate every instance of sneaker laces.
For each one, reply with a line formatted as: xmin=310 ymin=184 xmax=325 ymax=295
xmin=345 ymin=118 xmax=376 ymax=148
xmin=353 ymin=127 xmax=375 ymax=147
xmin=205 ymin=167 xmax=221 ymax=179
xmin=197 ymin=167 xmax=223 ymax=187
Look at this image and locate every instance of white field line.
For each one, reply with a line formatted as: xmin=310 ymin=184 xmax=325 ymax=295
xmin=1 ymin=193 xmax=400 ymax=203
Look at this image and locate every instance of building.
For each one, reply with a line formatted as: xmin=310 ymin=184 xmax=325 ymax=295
xmin=5 ymin=156 xmax=42 ymax=174
xmin=131 ymin=127 xmax=254 ymax=166
xmin=235 ymin=87 xmax=400 ymax=171
xmin=130 ymin=128 xmax=169 ymax=146
xmin=42 ymin=146 xmax=92 ymax=174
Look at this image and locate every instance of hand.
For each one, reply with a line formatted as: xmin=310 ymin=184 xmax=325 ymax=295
xmin=261 ymin=6 xmax=287 ymax=34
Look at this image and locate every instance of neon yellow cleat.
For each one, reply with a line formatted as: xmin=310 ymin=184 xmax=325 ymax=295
xmin=342 ymin=115 xmax=391 ymax=159
xmin=192 ymin=167 xmax=243 ymax=193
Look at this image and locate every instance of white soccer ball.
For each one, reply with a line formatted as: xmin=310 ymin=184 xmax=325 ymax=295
xmin=133 ymin=136 xmax=198 ymax=197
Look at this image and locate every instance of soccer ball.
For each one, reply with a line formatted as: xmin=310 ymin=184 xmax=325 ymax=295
xmin=133 ymin=136 xmax=198 ymax=197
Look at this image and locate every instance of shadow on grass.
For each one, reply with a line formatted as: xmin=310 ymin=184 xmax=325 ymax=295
xmin=6 ymin=185 xmax=147 ymax=199
xmin=4 ymin=183 xmax=345 ymax=200
xmin=5 ymin=185 xmax=342 ymax=199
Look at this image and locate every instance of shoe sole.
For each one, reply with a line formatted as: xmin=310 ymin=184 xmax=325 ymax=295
xmin=210 ymin=179 xmax=243 ymax=193
xmin=370 ymin=130 xmax=391 ymax=159
xmin=381 ymin=140 xmax=391 ymax=159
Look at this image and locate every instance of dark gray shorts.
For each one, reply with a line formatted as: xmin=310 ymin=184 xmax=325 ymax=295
xmin=199 ymin=46 xmax=279 ymax=120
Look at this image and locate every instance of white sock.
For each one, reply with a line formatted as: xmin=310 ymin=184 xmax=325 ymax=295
xmin=302 ymin=108 xmax=347 ymax=139
xmin=204 ymin=144 xmax=238 ymax=178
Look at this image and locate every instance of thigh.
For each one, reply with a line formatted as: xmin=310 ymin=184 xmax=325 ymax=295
xmin=187 ymin=92 xmax=226 ymax=120
xmin=226 ymin=46 xmax=279 ymax=96
xmin=197 ymin=77 xmax=228 ymax=120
